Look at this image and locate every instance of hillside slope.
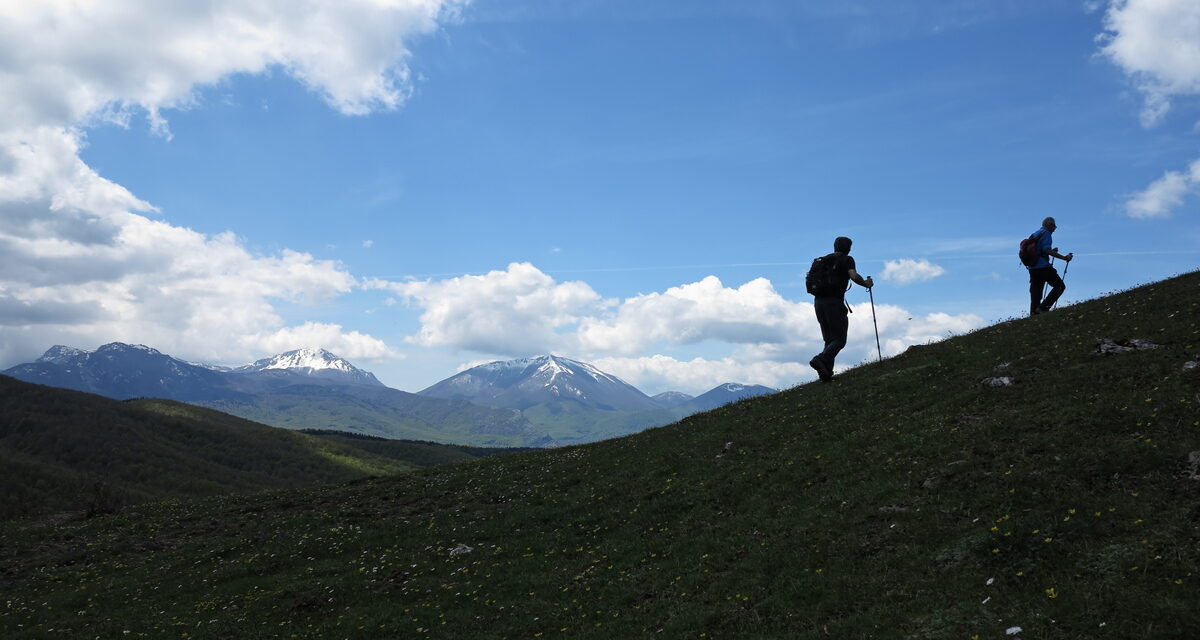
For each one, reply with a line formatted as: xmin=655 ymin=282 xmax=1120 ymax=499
xmin=0 ymin=378 xmax=518 ymax=520
xmin=197 ymin=383 xmax=544 ymax=447
xmin=2 ymin=272 xmax=1198 ymax=638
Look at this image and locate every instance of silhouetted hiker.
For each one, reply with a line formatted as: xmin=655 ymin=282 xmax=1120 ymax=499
xmin=1026 ymin=217 xmax=1073 ymax=315
xmin=806 ymin=236 xmax=873 ymax=383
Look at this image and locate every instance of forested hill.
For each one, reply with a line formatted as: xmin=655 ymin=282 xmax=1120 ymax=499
xmin=1 ymin=271 xmax=1198 ymax=638
xmin=0 ymin=376 xmax=520 ymax=521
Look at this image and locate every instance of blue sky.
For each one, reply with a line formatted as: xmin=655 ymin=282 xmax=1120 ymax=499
xmin=1 ymin=0 xmax=1198 ymax=394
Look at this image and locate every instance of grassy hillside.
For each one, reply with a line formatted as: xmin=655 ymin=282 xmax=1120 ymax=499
xmin=1 ymin=272 xmax=1198 ymax=638
xmin=521 ymin=398 xmax=678 ymax=445
xmin=0 ymin=380 xmax=519 ymax=521
xmin=197 ymin=383 xmax=543 ymax=447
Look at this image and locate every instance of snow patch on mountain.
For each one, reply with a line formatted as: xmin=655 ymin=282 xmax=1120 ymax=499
xmin=235 ymin=347 xmax=383 ymax=386
xmin=36 ymin=345 xmax=89 ymax=365
xmin=420 ymin=355 xmax=659 ymax=412
xmin=237 ymin=347 xmax=353 ymax=373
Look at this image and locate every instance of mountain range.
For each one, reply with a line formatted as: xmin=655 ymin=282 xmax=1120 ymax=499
xmin=2 ymin=345 xmax=775 ymax=447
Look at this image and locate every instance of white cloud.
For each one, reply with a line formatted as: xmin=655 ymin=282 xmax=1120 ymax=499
xmin=363 ymin=239 xmax=375 ymax=248
xmin=0 ymin=1 xmax=466 ymax=366
xmin=880 ymin=258 xmax=946 ymax=285
xmin=1098 ymin=0 xmax=1200 ymax=126
xmin=592 ymin=355 xmax=809 ymax=396
xmin=247 ymin=322 xmax=401 ymax=361
xmin=375 ymin=263 xmax=985 ymax=392
xmin=576 ymin=276 xmax=809 ymax=355
xmin=0 ymin=0 xmax=466 ymax=133
xmin=1124 ymin=158 xmax=1200 ymax=218
xmin=368 ymin=262 xmax=606 ymax=356
xmin=856 ymin=302 xmax=983 ymax=359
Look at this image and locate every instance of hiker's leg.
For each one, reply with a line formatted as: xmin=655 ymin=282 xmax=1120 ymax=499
xmin=818 ymin=302 xmax=849 ymax=369
xmin=1040 ymin=268 xmax=1066 ymax=310
xmin=815 ymin=301 xmax=834 ymax=347
xmin=1028 ymin=269 xmax=1047 ymax=314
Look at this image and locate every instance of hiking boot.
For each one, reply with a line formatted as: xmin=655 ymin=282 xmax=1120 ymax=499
xmin=809 ymin=357 xmax=833 ymax=382
xmin=1037 ymin=303 xmax=1051 ymax=314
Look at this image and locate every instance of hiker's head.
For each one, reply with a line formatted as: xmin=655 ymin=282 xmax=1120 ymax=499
xmin=834 ymin=236 xmax=852 ymax=254
xmin=1042 ymin=217 xmax=1057 ymax=231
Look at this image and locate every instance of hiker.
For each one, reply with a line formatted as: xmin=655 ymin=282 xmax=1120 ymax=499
xmin=1026 ymin=217 xmax=1073 ymax=315
xmin=808 ymin=236 xmax=873 ymax=382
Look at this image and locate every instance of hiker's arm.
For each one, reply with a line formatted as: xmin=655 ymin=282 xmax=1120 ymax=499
xmin=1046 ymin=248 xmax=1073 ymax=261
xmin=848 ymin=268 xmax=874 ymax=289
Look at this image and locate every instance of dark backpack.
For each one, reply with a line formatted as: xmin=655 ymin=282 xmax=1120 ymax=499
xmin=1018 ymin=230 xmax=1044 ymax=267
xmin=806 ymin=253 xmax=844 ymax=297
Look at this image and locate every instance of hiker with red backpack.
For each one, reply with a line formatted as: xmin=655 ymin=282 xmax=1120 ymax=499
xmin=1022 ymin=217 xmax=1073 ymax=315
xmin=806 ymin=236 xmax=874 ymax=383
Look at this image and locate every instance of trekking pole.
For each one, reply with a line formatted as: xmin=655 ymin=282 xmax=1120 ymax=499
xmin=1048 ymin=258 xmax=1070 ymax=311
xmin=868 ymin=284 xmax=882 ymax=363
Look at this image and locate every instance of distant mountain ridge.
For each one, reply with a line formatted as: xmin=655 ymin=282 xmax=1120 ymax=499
xmin=416 ymin=355 xmax=779 ymax=445
xmin=419 ymin=355 xmax=662 ymax=412
xmin=4 ymin=342 xmax=237 ymax=401
xmin=3 ymin=345 xmax=783 ymax=447
xmin=2 ymin=343 xmax=541 ymax=447
xmin=651 ymin=391 xmax=694 ymax=409
xmin=2 ymin=343 xmax=386 ymax=401
xmin=678 ymin=382 xmax=776 ymax=413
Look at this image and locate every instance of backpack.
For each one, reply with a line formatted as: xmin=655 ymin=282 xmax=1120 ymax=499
xmin=806 ymin=253 xmax=844 ymax=297
xmin=1018 ymin=230 xmax=1044 ymax=267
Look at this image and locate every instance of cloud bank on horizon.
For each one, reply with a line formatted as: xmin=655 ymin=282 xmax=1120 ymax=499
xmin=1 ymin=0 xmax=1197 ymax=395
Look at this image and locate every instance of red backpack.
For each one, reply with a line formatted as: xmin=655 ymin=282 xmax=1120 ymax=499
xmin=1018 ymin=230 xmax=1044 ymax=267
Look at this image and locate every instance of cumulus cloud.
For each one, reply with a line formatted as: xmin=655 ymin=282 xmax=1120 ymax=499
xmin=1098 ymin=0 xmax=1200 ymax=126
xmin=576 ymin=276 xmax=810 ymax=355
xmin=1124 ymin=158 xmax=1200 ymax=218
xmin=368 ymin=263 xmax=606 ymax=356
xmin=248 ymin=322 xmax=400 ymax=360
xmin=880 ymin=258 xmax=946 ymax=285
xmin=376 ymin=263 xmax=986 ymax=391
xmin=0 ymin=0 xmax=465 ymax=366
xmin=0 ymin=0 xmax=465 ymax=133
xmin=854 ymin=302 xmax=983 ymax=359
xmin=1 ymin=209 xmax=360 ymax=365
xmin=592 ymin=355 xmax=809 ymax=396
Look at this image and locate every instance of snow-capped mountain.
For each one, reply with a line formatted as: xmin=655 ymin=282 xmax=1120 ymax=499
xmin=2 ymin=342 xmax=236 ymax=401
xmin=651 ymin=391 xmax=695 ymax=409
xmin=35 ymin=345 xmax=90 ymax=365
xmin=681 ymin=382 xmax=777 ymax=412
xmin=419 ymin=355 xmax=661 ymax=412
xmin=234 ymin=347 xmax=383 ymax=387
xmin=2 ymin=343 xmax=385 ymax=400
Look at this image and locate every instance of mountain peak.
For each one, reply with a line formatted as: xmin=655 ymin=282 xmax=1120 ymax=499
xmin=96 ymin=342 xmax=163 ymax=355
xmin=37 ymin=345 xmax=89 ymax=364
xmin=421 ymin=355 xmax=658 ymax=412
xmin=235 ymin=348 xmax=383 ymax=386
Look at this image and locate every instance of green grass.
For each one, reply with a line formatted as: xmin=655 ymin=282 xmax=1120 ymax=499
xmin=521 ymin=399 xmax=677 ymax=445
xmin=197 ymin=385 xmax=535 ymax=447
xmin=2 ymin=271 xmax=1198 ymax=639
xmin=0 ymin=387 xmax=522 ymax=521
